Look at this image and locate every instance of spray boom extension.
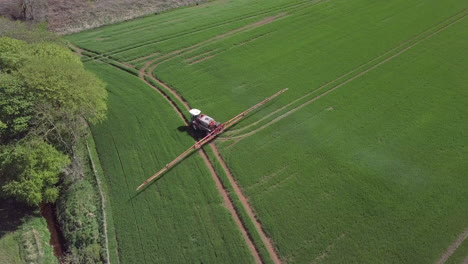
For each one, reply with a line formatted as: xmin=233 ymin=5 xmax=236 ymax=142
xmin=136 ymin=88 xmax=287 ymax=191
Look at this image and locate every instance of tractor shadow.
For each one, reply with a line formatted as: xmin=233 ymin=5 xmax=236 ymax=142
xmin=177 ymin=125 xmax=206 ymax=140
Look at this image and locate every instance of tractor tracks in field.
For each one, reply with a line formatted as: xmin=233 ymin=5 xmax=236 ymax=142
xmin=76 ymin=7 xmax=467 ymax=264
xmin=210 ymin=143 xmax=282 ymax=264
xmin=104 ymin=0 xmax=312 ymax=58
xmin=130 ymin=15 xmax=288 ymax=261
xmin=82 ymin=26 xmax=278 ymax=261
xmin=139 ymin=11 xmax=289 ymax=77
xmin=436 ymin=228 xmax=468 ymax=264
xmin=137 ymin=61 xmax=283 ymax=264
xmin=220 ymin=10 xmax=467 ymax=145
xmin=128 ymin=0 xmax=331 ymax=72
xmin=137 ymin=66 xmax=265 ymax=264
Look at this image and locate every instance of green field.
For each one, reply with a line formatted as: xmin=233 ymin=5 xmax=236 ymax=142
xmin=83 ymin=62 xmax=255 ymax=263
xmin=0 ymin=200 xmax=57 ymax=264
xmin=69 ymin=0 xmax=468 ymax=263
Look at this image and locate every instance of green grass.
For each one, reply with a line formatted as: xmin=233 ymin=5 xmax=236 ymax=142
xmin=84 ymin=61 xmax=254 ymax=263
xmin=0 ymin=233 xmax=22 ymax=264
xmin=0 ymin=199 xmax=57 ymax=264
xmin=67 ymin=0 xmax=308 ymax=58
xmin=218 ymin=16 xmax=468 ymax=263
xmin=69 ymin=0 xmax=468 ymax=262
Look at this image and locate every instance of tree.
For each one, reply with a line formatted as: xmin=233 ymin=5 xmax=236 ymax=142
xmin=0 ymin=138 xmax=69 ymax=205
xmin=0 ymin=37 xmax=107 ymax=151
xmin=0 ymin=36 xmax=107 ymax=204
xmin=0 ymin=73 xmax=34 ymax=143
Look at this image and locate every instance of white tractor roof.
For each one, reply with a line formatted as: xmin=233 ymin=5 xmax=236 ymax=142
xmin=189 ymin=109 xmax=201 ymax=116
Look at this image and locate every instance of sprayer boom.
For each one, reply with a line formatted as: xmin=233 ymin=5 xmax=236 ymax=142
xmin=136 ymin=88 xmax=287 ymax=191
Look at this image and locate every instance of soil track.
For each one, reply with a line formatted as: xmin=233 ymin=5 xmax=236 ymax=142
xmin=131 ymin=16 xmax=290 ymax=260
xmin=210 ymin=143 xmax=282 ymax=264
xmin=134 ymin=30 xmax=284 ymax=261
xmin=220 ymin=12 xmax=467 ymax=144
xmin=436 ymin=228 xmax=468 ymax=264
xmin=137 ymin=72 xmax=263 ymax=264
xmin=76 ymin=8 xmax=465 ymax=264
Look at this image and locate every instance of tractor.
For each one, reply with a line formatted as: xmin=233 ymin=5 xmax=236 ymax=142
xmin=189 ymin=109 xmax=221 ymax=134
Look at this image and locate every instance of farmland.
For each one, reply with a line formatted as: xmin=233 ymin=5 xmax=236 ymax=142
xmin=68 ymin=0 xmax=468 ymax=263
xmin=82 ymin=62 xmax=255 ymax=263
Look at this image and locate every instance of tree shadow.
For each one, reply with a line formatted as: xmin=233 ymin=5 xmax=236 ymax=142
xmin=0 ymin=198 xmax=37 ymax=238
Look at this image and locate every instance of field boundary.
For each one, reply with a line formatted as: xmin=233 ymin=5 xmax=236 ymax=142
xmin=86 ymin=141 xmax=111 ymax=264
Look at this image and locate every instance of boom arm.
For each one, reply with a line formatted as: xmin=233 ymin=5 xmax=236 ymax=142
xmin=136 ymin=88 xmax=288 ymax=191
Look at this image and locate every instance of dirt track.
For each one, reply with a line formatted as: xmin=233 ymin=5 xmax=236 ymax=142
xmin=132 ymin=16 xmax=291 ymax=261
xmin=138 ymin=67 xmax=263 ymax=264
xmin=436 ymin=228 xmax=468 ymax=264
xmin=136 ymin=29 xmax=284 ymax=260
xmin=76 ymin=8 xmax=466 ymax=263
xmin=210 ymin=143 xmax=282 ymax=264
xmin=73 ymin=36 xmax=279 ymax=264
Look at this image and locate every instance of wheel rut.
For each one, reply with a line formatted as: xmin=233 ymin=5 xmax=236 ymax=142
xmin=137 ymin=44 xmax=283 ymax=262
xmin=138 ymin=66 xmax=264 ymax=264
xmin=210 ymin=143 xmax=282 ymax=264
xmin=76 ymin=7 xmax=467 ymax=264
xmin=437 ymin=228 xmax=468 ymax=264
xmin=221 ymin=11 xmax=467 ymax=144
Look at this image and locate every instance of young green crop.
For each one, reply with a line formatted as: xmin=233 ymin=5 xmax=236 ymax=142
xmin=69 ymin=0 xmax=468 ymax=262
xmin=84 ymin=61 xmax=254 ymax=263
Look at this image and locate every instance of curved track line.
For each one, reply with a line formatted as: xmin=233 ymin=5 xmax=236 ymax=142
xmin=436 ymin=228 xmax=468 ymax=264
xmin=210 ymin=143 xmax=282 ymax=264
xmin=138 ymin=70 xmax=263 ymax=264
xmin=138 ymin=66 xmax=283 ymax=264
xmin=222 ymin=13 xmax=467 ymax=144
xmin=201 ymin=148 xmax=263 ymax=264
xmin=104 ymin=0 xmax=311 ymax=57
xmin=143 ymin=12 xmax=288 ymax=75
xmin=222 ymin=9 xmax=468 ymax=137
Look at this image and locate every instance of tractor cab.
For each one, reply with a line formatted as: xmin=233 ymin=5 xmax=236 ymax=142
xmin=189 ymin=109 xmax=220 ymax=133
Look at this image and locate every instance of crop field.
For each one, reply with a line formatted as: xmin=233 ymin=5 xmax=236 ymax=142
xmin=82 ymin=62 xmax=256 ymax=263
xmin=69 ymin=0 xmax=468 ymax=263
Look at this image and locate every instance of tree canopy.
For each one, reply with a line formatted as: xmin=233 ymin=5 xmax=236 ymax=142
xmin=0 ymin=36 xmax=107 ymax=205
xmin=0 ymin=139 xmax=69 ymax=205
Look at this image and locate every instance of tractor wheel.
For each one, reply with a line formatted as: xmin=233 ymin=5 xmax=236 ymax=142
xmin=192 ymin=124 xmax=198 ymax=131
